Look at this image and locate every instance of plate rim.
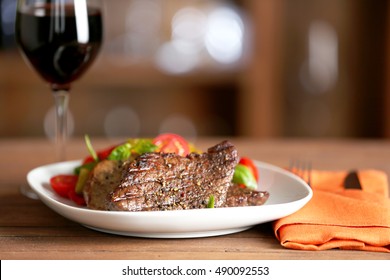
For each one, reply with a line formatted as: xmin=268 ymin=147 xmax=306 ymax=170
xmin=27 ymin=159 xmax=312 ymax=238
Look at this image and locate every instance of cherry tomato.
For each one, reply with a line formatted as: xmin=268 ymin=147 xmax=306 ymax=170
xmin=68 ymin=187 xmax=86 ymax=206
xmin=153 ymin=133 xmax=190 ymax=156
xmin=50 ymin=175 xmax=78 ymax=198
xmin=83 ymin=145 xmax=117 ymax=164
xmin=239 ymin=157 xmax=259 ymax=182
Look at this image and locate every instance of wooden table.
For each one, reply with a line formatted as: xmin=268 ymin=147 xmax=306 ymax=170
xmin=1 ymin=137 xmax=389 ymax=260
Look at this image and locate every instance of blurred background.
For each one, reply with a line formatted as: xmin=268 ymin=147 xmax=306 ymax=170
xmin=0 ymin=0 xmax=389 ymax=140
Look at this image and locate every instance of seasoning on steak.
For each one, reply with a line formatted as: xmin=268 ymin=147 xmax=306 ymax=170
xmin=83 ymin=160 xmax=128 ymax=210
xmin=83 ymin=140 xmax=270 ymax=211
xmin=225 ymin=184 xmax=269 ymax=207
xmin=107 ymin=140 xmax=239 ymax=211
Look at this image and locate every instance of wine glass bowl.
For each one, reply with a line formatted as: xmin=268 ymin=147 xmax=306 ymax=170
xmin=16 ymin=1 xmax=103 ymax=91
xmin=15 ymin=0 xmax=103 ymax=198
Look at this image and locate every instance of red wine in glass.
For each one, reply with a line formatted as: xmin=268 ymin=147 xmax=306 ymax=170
xmin=15 ymin=0 xmax=103 ymax=198
xmin=16 ymin=3 xmax=102 ymax=89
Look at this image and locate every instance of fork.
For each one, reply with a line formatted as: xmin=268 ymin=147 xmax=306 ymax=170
xmin=289 ymin=159 xmax=312 ymax=187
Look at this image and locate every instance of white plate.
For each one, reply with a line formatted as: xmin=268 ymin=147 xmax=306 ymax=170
xmin=27 ymin=160 xmax=312 ymax=238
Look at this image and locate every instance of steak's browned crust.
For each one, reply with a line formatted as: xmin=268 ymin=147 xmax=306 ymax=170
xmin=108 ymin=140 xmax=238 ymax=211
xmin=83 ymin=140 xmax=270 ymax=211
xmin=83 ymin=160 xmax=128 ymax=210
xmin=225 ymin=184 xmax=269 ymax=207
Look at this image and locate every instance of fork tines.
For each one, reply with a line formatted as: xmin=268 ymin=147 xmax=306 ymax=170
xmin=289 ymin=159 xmax=312 ymax=187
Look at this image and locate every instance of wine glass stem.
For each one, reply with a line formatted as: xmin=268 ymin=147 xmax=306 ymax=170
xmin=52 ymin=89 xmax=69 ymax=161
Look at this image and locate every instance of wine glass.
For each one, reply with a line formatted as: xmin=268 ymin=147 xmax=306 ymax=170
xmin=15 ymin=0 xmax=103 ymax=198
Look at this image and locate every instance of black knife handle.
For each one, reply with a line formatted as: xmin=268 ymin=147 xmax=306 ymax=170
xmin=344 ymin=170 xmax=362 ymax=189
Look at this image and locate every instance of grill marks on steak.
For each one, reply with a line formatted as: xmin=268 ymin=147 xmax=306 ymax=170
xmin=108 ymin=140 xmax=238 ymax=211
xmin=83 ymin=140 xmax=270 ymax=211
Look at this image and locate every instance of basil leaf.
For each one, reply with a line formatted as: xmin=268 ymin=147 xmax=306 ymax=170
xmin=108 ymin=139 xmax=158 ymax=161
xmin=232 ymin=164 xmax=258 ymax=190
xmin=130 ymin=139 xmax=157 ymax=154
xmin=107 ymin=143 xmax=132 ymax=161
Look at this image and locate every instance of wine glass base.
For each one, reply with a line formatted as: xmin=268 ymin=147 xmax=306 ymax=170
xmin=20 ymin=184 xmax=39 ymax=200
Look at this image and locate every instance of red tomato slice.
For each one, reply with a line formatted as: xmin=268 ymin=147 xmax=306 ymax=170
xmin=239 ymin=157 xmax=259 ymax=181
xmin=153 ymin=133 xmax=190 ymax=156
xmin=97 ymin=145 xmax=117 ymax=160
xmin=83 ymin=145 xmax=117 ymax=164
xmin=50 ymin=175 xmax=78 ymax=198
xmin=83 ymin=156 xmax=95 ymax=164
xmin=68 ymin=188 xmax=86 ymax=206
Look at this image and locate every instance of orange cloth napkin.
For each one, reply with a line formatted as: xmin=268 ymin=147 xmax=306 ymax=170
xmin=273 ymin=170 xmax=390 ymax=252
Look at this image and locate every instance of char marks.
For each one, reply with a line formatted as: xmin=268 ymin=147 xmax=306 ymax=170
xmin=108 ymin=141 xmax=238 ymax=211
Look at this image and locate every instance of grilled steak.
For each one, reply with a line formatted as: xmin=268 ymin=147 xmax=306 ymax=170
xmin=226 ymin=184 xmax=269 ymax=207
xmin=83 ymin=160 xmax=128 ymax=210
xmin=83 ymin=140 xmax=269 ymax=211
xmin=108 ymin=140 xmax=238 ymax=211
